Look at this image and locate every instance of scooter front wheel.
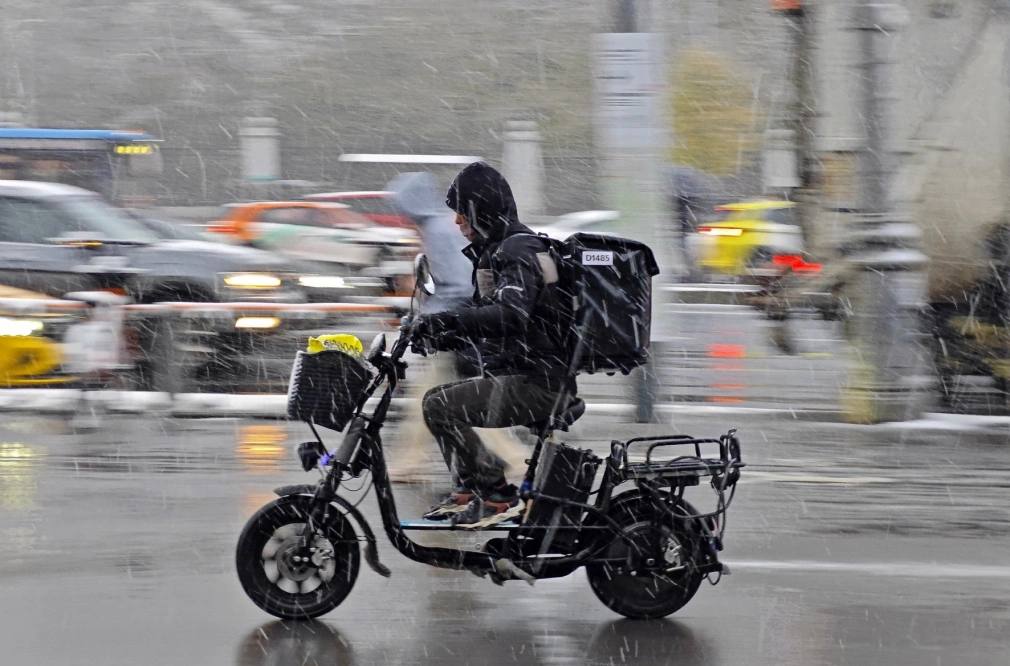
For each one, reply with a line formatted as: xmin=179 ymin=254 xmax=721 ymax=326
xmin=236 ymin=496 xmax=360 ymax=619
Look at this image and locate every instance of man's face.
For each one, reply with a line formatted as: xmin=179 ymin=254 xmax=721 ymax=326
xmin=454 ymin=212 xmax=477 ymax=242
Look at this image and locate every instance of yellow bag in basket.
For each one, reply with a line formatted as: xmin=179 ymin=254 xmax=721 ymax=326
xmin=306 ymin=334 xmax=364 ymax=357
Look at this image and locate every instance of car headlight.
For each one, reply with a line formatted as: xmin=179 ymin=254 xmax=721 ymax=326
xmin=298 ymin=275 xmax=352 ymax=289
xmin=0 ymin=317 xmax=44 ymax=337
xmin=697 ymin=226 xmax=744 ymax=237
xmin=220 ymin=273 xmax=283 ymax=289
xmin=234 ymin=316 xmax=282 ymax=330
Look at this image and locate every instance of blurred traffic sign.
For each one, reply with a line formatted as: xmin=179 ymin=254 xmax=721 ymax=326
xmin=592 ymin=32 xmax=663 ymax=151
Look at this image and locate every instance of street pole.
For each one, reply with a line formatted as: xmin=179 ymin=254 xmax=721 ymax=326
xmin=787 ymin=3 xmax=819 ymax=252
xmin=841 ymin=3 xmax=929 ymax=423
xmin=855 ymin=3 xmax=889 ymax=216
xmin=595 ymin=0 xmax=673 ymax=423
xmin=613 ymin=0 xmax=635 ymax=32
xmin=767 ymin=2 xmax=817 ymax=248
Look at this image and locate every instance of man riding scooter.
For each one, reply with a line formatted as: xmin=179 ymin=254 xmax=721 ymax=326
xmin=237 ymin=162 xmax=741 ymax=621
xmin=387 ymin=171 xmax=528 ymax=482
xmin=413 ymin=161 xmax=575 ymax=529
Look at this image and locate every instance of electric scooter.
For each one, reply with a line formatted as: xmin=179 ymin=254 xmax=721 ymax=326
xmin=235 ymin=257 xmax=744 ymax=620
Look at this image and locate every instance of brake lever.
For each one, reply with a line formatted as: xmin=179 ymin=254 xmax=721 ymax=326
xmin=400 ymin=313 xmax=434 ymax=357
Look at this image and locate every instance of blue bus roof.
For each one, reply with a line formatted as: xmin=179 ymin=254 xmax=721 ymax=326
xmin=0 ymin=128 xmax=156 ymax=142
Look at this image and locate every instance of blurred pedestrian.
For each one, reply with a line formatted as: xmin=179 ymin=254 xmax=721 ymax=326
xmin=387 ymin=171 xmax=527 ymax=483
xmin=389 ymin=172 xmax=474 ymax=311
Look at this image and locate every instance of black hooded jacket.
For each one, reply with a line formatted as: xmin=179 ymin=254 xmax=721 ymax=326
xmin=440 ymin=162 xmax=571 ymax=385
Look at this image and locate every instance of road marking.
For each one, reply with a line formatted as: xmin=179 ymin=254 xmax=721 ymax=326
xmin=740 ymin=471 xmax=897 ymax=485
xmin=621 ymin=464 xmax=897 ymax=486
xmin=728 ymin=559 xmax=1010 ymax=579
xmin=670 ymin=308 xmax=757 ymax=315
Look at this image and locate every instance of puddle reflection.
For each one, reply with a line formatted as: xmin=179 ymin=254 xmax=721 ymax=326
xmin=0 ymin=441 xmax=38 ymax=509
xmin=235 ymin=620 xmax=354 ymax=666
xmin=231 ymin=615 xmax=714 ymax=666
xmin=586 ymin=619 xmax=713 ymax=665
xmin=236 ymin=425 xmax=287 ymax=474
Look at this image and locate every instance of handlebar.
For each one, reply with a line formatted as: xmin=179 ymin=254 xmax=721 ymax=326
xmin=390 ymin=312 xmax=418 ymax=362
xmin=351 ymin=314 xmax=415 ymax=412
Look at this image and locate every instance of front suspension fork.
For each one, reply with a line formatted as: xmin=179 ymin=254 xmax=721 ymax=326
xmin=274 ymin=480 xmax=391 ymax=578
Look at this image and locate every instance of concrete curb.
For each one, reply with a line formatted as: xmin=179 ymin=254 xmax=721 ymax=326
xmin=3 ymin=389 xmax=1010 ymax=434
xmin=0 ymin=389 xmax=842 ymax=420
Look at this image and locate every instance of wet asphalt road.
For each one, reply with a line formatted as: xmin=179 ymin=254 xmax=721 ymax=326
xmin=1 ymin=412 xmax=1009 ymax=665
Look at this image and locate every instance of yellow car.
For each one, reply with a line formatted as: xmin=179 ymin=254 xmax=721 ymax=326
xmin=691 ymin=200 xmax=805 ymax=276
xmin=0 ymin=285 xmax=81 ymax=387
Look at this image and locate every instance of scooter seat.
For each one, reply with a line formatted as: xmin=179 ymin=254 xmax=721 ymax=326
xmin=530 ymin=398 xmax=585 ymax=432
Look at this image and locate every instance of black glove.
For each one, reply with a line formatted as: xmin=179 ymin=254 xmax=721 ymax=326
xmin=407 ymin=315 xmax=429 ymax=355
xmin=410 ymin=312 xmax=460 ymax=353
xmin=412 ymin=312 xmax=455 ymax=339
xmin=409 ymin=337 xmax=431 ymax=356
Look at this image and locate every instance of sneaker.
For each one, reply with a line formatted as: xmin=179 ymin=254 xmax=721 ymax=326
xmin=452 ymin=485 xmax=524 ymax=529
xmin=422 ymin=488 xmax=475 ymax=521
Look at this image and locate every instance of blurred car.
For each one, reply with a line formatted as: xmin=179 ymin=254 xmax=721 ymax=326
xmin=303 ymin=191 xmax=412 ymax=228
xmin=0 ymin=182 xmax=303 ymax=304
xmin=531 ymin=210 xmax=620 ymax=240
xmin=207 ymin=200 xmax=418 ymax=295
xmin=125 ymin=212 xmax=218 ymax=242
xmin=0 ymin=181 xmax=317 ymax=387
xmin=688 ymin=199 xmax=804 ymax=277
xmin=0 ymin=284 xmax=82 ymax=387
xmin=129 ymin=210 xmax=390 ymax=302
xmin=124 ymin=209 xmax=407 ymax=390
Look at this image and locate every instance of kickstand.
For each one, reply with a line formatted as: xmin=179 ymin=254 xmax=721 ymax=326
xmin=493 ymin=559 xmax=536 ymax=586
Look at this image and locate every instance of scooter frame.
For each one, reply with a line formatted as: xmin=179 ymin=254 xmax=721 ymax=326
xmin=276 ymin=320 xmax=744 ymax=584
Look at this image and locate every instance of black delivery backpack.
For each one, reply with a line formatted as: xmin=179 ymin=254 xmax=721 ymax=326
xmin=519 ymin=232 xmax=658 ymax=556
xmin=542 ymin=232 xmax=660 ymax=375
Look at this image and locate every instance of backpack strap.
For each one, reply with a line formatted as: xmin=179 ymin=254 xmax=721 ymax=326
xmin=496 ymin=232 xmax=578 ymax=360
xmin=495 ymin=232 xmax=560 ymax=285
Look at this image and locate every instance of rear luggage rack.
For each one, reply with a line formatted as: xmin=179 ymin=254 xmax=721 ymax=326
xmin=614 ymin=432 xmax=745 ymax=484
xmin=608 ymin=429 xmax=744 ymax=557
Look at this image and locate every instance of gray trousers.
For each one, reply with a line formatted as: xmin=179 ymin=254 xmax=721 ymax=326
xmin=422 ymin=375 xmax=558 ymax=494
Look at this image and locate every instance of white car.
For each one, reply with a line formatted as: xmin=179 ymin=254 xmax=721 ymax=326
xmin=530 ymin=210 xmax=619 ymax=240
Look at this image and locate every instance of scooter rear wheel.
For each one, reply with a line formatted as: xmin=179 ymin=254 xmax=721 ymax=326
xmin=586 ymin=499 xmax=704 ymax=619
xmin=236 ymin=496 xmax=360 ymax=619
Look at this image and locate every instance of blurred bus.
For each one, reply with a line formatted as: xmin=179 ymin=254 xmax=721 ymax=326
xmin=0 ymin=128 xmax=162 ymax=205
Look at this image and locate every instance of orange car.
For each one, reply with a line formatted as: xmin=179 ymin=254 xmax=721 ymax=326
xmin=303 ymin=191 xmax=413 ymax=228
xmin=209 ymin=201 xmax=377 ymax=244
